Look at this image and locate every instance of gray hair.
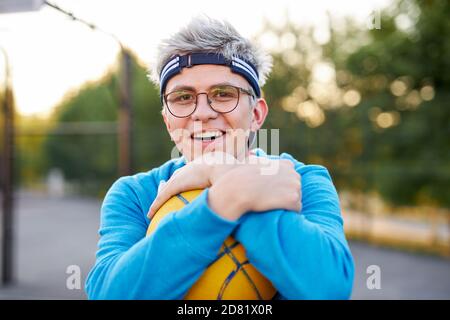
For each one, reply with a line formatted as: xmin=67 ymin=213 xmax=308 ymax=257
xmin=148 ymin=16 xmax=273 ymax=90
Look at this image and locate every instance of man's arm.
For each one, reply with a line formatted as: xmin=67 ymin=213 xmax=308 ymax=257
xmin=85 ymin=176 xmax=238 ymax=299
xmin=232 ymin=161 xmax=354 ymax=300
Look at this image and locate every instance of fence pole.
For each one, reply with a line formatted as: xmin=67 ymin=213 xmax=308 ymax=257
xmin=1 ymin=46 xmax=14 ymax=285
xmin=118 ymin=48 xmax=133 ymax=176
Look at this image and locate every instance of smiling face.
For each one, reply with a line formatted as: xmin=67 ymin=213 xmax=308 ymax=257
xmin=162 ymin=64 xmax=268 ymax=162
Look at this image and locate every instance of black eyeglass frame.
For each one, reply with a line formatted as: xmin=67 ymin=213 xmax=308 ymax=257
xmin=163 ymin=85 xmax=255 ymax=118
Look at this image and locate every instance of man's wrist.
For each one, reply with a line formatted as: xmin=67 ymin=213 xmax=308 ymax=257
xmin=206 ymin=156 xmax=240 ymax=185
xmin=208 ymin=179 xmax=246 ymax=221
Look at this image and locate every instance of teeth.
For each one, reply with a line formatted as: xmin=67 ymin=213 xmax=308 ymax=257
xmin=192 ymin=131 xmax=224 ymax=140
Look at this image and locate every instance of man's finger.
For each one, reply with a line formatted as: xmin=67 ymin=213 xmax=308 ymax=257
xmin=147 ymin=200 xmax=160 ymax=218
xmin=147 ymin=194 xmax=166 ymax=218
xmin=158 ymin=180 xmax=167 ymax=194
xmin=147 ymin=207 xmax=155 ymax=219
xmin=148 ymin=194 xmax=168 ymax=218
xmin=147 ymin=181 xmax=178 ymax=218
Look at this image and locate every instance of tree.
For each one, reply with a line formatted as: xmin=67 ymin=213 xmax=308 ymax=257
xmin=43 ymin=52 xmax=171 ymax=196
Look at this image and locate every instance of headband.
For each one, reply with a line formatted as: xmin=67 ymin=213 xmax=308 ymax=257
xmin=159 ymin=52 xmax=261 ymax=100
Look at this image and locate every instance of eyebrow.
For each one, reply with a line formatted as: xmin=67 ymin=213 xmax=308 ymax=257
xmin=166 ymin=82 xmax=238 ymax=93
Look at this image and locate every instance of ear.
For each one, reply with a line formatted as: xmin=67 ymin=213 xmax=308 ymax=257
xmin=162 ymin=107 xmax=177 ymax=142
xmin=162 ymin=107 xmax=171 ymax=131
xmin=250 ymin=98 xmax=269 ymax=131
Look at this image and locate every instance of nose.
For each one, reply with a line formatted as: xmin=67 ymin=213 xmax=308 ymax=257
xmin=191 ymin=93 xmax=218 ymax=121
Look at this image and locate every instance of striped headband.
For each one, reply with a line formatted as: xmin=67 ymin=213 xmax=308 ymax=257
xmin=159 ymin=52 xmax=261 ymax=100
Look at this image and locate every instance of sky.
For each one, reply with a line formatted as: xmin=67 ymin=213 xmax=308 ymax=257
xmin=0 ymin=0 xmax=391 ymax=117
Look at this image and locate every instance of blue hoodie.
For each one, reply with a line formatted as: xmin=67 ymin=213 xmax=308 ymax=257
xmin=85 ymin=148 xmax=354 ymax=299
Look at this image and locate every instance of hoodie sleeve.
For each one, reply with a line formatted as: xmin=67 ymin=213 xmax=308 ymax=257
xmin=85 ymin=176 xmax=238 ymax=299
xmin=232 ymin=157 xmax=354 ymax=300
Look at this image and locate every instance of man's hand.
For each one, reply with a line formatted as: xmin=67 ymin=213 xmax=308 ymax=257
xmin=208 ymin=158 xmax=302 ymax=221
xmin=148 ymin=151 xmax=302 ymax=222
xmin=147 ymin=151 xmax=239 ymax=218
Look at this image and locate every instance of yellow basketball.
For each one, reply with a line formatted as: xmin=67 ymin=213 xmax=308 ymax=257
xmin=147 ymin=189 xmax=276 ymax=300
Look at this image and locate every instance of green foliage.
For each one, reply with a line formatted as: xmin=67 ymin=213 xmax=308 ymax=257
xmin=257 ymin=0 xmax=449 ymax=207
xmin=34 ymin=0 xmax=449 ymax=206
xmin=43 ymin=51 xmax=170 ymax=196
xmin=342 ymin=0 xmax=450 ymax=206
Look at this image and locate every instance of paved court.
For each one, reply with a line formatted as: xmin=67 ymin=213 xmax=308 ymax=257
xmin=0 ymin=191 xmax=449 ymax=299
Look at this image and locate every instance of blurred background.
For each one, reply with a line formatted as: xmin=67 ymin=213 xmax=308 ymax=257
xmin=0 ymin=0 xmax=449 ymax=299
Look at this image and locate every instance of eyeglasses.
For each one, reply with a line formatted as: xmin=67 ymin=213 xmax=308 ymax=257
xmin=163 ymin=84 xmax=255 ymax=118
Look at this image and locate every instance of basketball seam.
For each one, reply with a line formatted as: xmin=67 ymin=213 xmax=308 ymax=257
xmin=220 ymin=242 xmax=264 ymax=300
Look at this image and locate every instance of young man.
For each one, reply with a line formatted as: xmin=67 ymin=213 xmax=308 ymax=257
xmin=85 ymin=17 xmax=354 ymax=299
